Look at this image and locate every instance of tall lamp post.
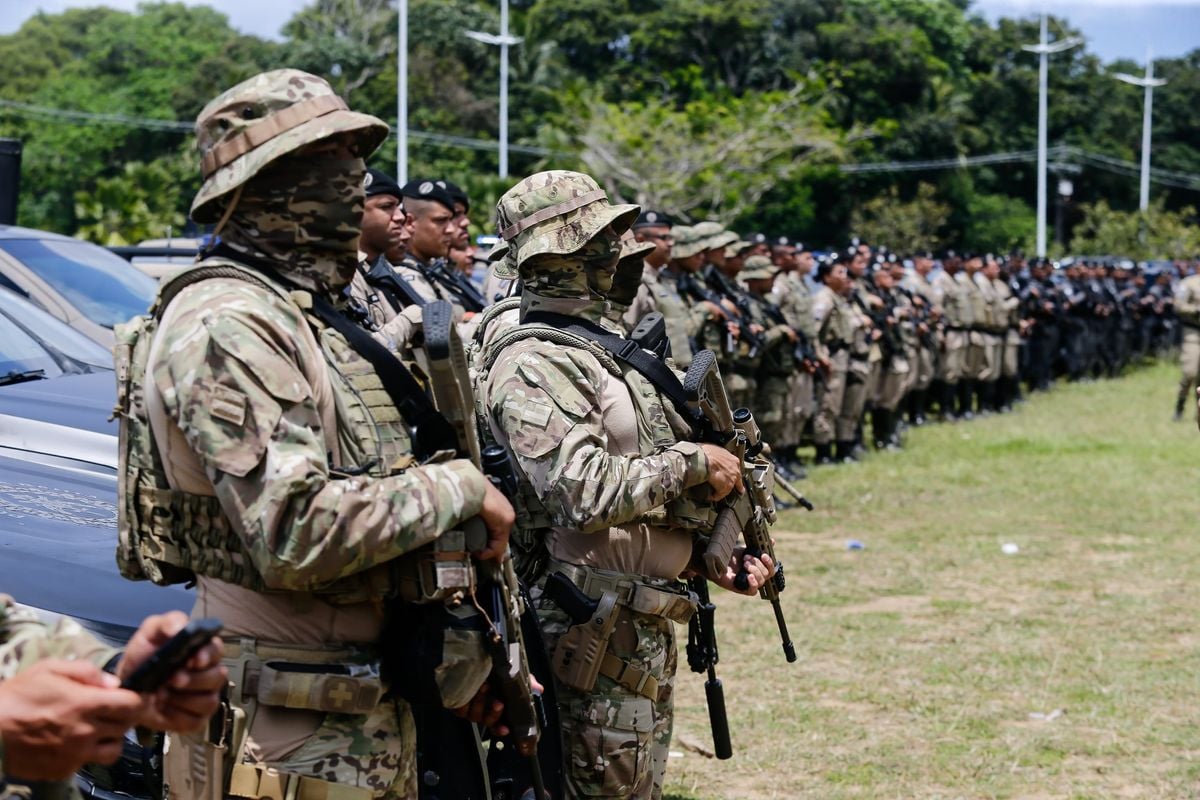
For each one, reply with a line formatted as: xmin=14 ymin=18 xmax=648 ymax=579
xmin=466 ymin=0 xmax=523 ymax=178
xmin=1114 ymin=51 xmax=1168 ymax=212
xmin=1022 ymin=15 xmax=1082 ymax=258
xmin=397 ymin=0 xmax=408 ymax=183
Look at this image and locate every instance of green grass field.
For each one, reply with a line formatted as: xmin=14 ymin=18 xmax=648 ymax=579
xmin=664 ymin=362 xmax=1199 ymax=800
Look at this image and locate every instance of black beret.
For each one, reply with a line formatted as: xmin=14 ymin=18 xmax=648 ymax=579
xmin=436 ymin=179 xmax=469 ymax=210
xmin=364 ymin=169 xmax=402 ymax=199
xmin=748 ymin=232 xmax=768 ymax=245
xmin=633 ymin=210 xmax=673 ymax=229
xmin=772 ymin=235 xmax=792 ymax=248
xmin=401 ymin=178 xmax=455 ymax=212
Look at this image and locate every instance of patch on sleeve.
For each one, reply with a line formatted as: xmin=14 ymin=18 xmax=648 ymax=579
xmin=519 ymin=400 xmax=554 ymax=428
xmin=209 ymin=385 xmax=248 ymax=427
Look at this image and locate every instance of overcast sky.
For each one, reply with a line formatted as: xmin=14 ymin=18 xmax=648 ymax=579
xmin=1 ymin=0 xmax=1199 ymax=63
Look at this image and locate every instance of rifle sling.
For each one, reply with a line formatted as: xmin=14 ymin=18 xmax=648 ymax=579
xmin=522 ymin=311 xmax=704 ymax=436
xmin=206 ymin=244 xmax=460 ymax=462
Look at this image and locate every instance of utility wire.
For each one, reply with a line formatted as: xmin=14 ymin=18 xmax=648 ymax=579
xmin=0 ymin=97 xmax=558 ymax=156
xmin=1 ymin=97 xmax=1197 ymax=189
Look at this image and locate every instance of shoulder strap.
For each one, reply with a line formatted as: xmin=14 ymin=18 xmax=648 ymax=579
xmin=153 ymin=261 xmax=278 ymax=320
xmin=366 ymin=255 xmax=426 ymax=309
xmin=522 ymin=311 xmax=703 ymax=435
xmin=201 ymin=245 xmax=460 ymax=462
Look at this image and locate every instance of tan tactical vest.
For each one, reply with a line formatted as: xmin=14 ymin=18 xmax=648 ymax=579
xmin=114 ymin=259 xmax=413 ymax=601
xmin=473 ymin=326 xmax=688 ymax=574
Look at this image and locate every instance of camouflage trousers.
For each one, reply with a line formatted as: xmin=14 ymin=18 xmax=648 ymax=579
xmin=165 ymin=685 xmax=417 ymax=800
xmin=535 ymin=593 xmax=678 ymax=799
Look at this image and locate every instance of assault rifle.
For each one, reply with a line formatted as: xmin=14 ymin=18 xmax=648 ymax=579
xmin=414 ymin=300 xmax=556 ymax=799
xmin=676 ymin=272 xmax=764 ymax=357
xmin=680 ymin=350 xmax=798 ymax=664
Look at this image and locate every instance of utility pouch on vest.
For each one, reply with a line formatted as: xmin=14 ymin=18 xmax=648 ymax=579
xmin=255 ymin=661 xmax=383 ymax=715
xmin=393 ymin=517 xmax=489 ymax=604
xmin=547 ymin=584 xmax=620 ymax=694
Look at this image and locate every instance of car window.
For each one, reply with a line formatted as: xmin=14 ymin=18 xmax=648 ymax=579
xmin=0 ymin=290 xmax=113 ymax=371
xmin=0 ymin=314 xmax=64 ymax=379
xmin=0 ymin=238 xmax=157 ymax=328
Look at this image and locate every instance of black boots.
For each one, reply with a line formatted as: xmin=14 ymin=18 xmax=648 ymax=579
xmin=835 ymin=440 xmax=858 ymax=462
xmin=1175 ymin=392 xmax=1186 ymax=422
xmin=815 ymin=443 xmax=835 ymax=464
xmin=908 ymin=390 xmax=927 ymax=426
xmin=957 ymin=380 xmax=975 ymax=420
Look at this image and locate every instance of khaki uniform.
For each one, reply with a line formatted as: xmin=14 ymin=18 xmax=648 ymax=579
xmin=139 ymin=263 xmax=490 ymax=800
xmin=972 ymin=272 xmax=1002 ymax=384
xmin=994 ymin=277 xmax=1022 ymax=379
xmin=631 ymin=265 xmax=695 ymax=369
xmin=772 ymin=271 xmax=817 ymax=447
xmin=902 ymin=273 xmax=938 ymax=393
xmin=933 ymin=270 xmax=971 ymax=383
xmin=812 ymin=286 xmax=853 ymax=447
xmin=838 ymin=283 xmax=875 ymax=443
xmin=961 ymin=272 xmax=990 ymax=381
xmin=1175 ymin=274 xmax=1200 ymax=405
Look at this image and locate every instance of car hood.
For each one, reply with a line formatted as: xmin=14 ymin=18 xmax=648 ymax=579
xmin=0 ymin=452 xmax=192 ymax=645
xmin=0 ymin=371 xmax=116 ymax=434
xmin=0 ymin=372 xmax=117 ymax=471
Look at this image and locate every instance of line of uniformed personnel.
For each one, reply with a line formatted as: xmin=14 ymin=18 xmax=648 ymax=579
xmin=6 ymin=68 xmax=1194 ymax=800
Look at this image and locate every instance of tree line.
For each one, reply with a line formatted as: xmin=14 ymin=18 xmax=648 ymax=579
xmin=0 ymin=0 xmax=1197 ymax=256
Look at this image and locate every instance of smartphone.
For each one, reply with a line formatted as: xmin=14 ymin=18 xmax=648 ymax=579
xmin=120 ymin=617 xmax=223 ymax=693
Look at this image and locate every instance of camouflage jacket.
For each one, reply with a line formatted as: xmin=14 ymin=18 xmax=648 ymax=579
xmin=143 ymin=262 xmax=491 ymax=593
xmin=479 ymin=295 xmax=709 ymax=577
xmin=0 ymin=594 xmax=116 ymax=793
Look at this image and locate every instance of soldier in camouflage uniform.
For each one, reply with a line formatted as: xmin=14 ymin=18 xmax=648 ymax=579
xmin=739 ymin=256 xmax=799 ymax=455
xmin=0 ymin=597 xmax=224 ymax=796
xmin=115 ymin=70 xmax=515 ymax=800
xmin=476 ymin=170 xmax=771 ymax=800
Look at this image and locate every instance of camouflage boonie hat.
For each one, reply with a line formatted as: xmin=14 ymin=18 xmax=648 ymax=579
xmin=191 ymin=69 xmax=389 ymax=223
xmin=741 ymin=254 xmax=778 ymax=281
xmin=725 ymin=239 xmax=753 ymax=258
xmin=490 ymin=170 xmax=640 ymax=269
xmin=692 ymin=221 xmax=739 ymax=252
xmin=670 ymin=225 xmax=707 ymax=259
xmin=618 ymin=237 xmax=656 ymax=265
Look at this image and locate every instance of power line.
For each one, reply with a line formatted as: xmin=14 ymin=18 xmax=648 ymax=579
xmin=0 ymin=97 xmax=557 ymax=156
xmin=2 ymin=97 xmax=1198 ymax=190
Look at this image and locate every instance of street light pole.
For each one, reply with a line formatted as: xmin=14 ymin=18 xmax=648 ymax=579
xmin=1115 ymin=50 xmax=1168 ymax=212
xmin=1022 ymin=15 xmax=1082 ymax=257
xmin=466 ymin=0 xmax=524 ymax=178
xmin=397 ymin=0 xmax=408 ymax=184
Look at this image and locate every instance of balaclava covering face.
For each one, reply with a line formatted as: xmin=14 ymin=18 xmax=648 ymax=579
xmin=219 ymin=154 xmax=367 ymax=293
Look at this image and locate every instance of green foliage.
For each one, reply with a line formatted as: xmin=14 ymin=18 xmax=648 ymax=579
xmin=74 ymin=148 xmax=191 ymax=245
xmin=849 ymin=183 xmax=951 ymax=254
xmin=571 ymin=86 xmax=845 ymax=224
xmin=1069 ymin=199 xmax=1200 ymax=260
xmin=963 ymin=192 xmax=1036 ymax=254
xmin=0 ymin=0 xmax=1197 ymax=254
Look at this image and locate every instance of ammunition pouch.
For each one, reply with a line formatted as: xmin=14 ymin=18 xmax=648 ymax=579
xmin=391 ymin=518 xmax=488 ymax=604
